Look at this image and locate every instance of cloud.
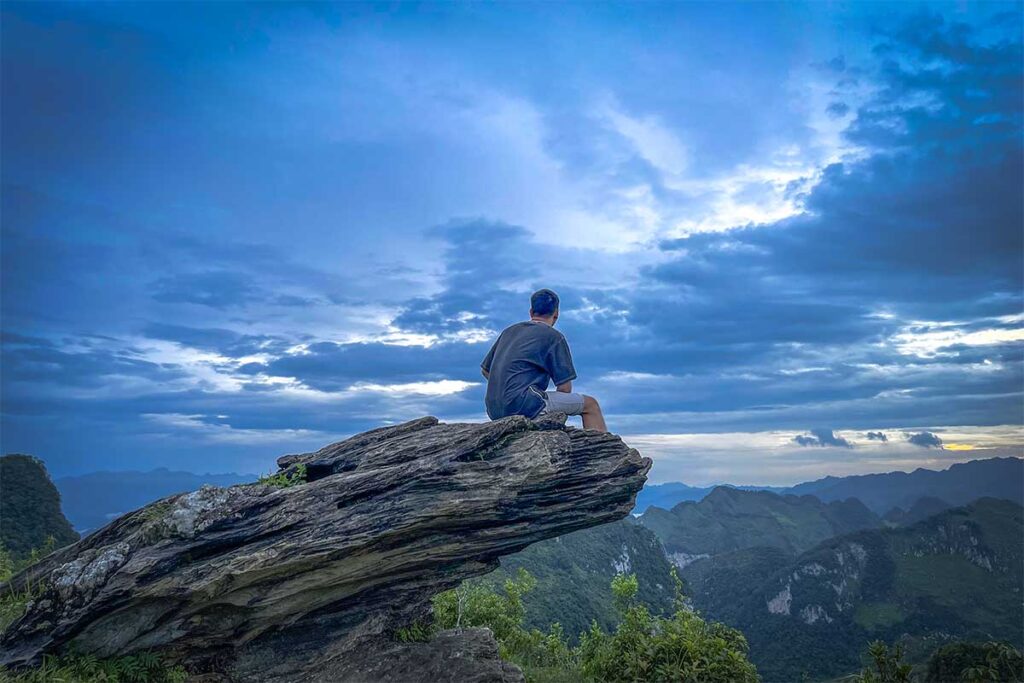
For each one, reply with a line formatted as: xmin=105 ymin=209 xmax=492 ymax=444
xmin=1 ymin=6 xmax=1020 ymax=478
xmin=826 ymin=101 xmax=850 ymax=118
xmin=907 ymin=431 xmax=944 ymax=448
xmin=792 ymin=429 xmax=853 ymax=448
xmin=865 ymin=431 xmax=888 ymax=442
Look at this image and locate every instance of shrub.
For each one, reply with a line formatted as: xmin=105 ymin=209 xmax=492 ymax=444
xmin=853 ymin=641 xmax=913 ymax=683
xmin=257 ymin=463 xmax=307 ymax=488
xmin=431 ymin=570 xmax=759 ymax=683
xmin=925 ymin=641 xmax=1024 ymax=683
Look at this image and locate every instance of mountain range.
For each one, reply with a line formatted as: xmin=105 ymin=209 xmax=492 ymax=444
xmin=635 ymin=456 xmax=1023 ymax=516
xmin=639 ymin=486 xmax=881 ymax=562
xmin=680 ymin=498 xmax=1024 ymax=681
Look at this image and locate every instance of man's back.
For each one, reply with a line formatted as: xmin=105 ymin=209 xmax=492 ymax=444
xmin=481 ymin=320 xmax=576 ymax=420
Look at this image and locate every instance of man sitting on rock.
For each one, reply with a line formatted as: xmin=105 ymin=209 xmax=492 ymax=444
xmin=480 ymin=288 xmax=608 ymax=432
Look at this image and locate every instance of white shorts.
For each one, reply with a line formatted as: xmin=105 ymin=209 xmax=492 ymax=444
xmin=533 ymin=388 xmax=586 ymax=416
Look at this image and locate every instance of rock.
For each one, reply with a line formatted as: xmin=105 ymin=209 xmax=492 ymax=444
xmin=1 ymin=414 xmax=650 ymax=681
xmin=326 ymin=628 xmax=524 ymax=683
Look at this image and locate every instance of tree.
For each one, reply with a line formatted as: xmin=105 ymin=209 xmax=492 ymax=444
xmin=854 ymin=641 xmax=913 ymax=683
xmin=925 ymin=641 xmax=1024 ymax=683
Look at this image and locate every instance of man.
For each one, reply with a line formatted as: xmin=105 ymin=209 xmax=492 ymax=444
xmin=480 ymin=288 xmax=608 ymax=432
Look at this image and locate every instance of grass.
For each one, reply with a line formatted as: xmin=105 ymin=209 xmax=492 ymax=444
xmin=257 ymin=463 xmax=307 ymax=488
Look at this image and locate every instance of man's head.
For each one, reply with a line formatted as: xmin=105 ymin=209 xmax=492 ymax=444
xmin=530 ymin=288 xmax=560 ymax=325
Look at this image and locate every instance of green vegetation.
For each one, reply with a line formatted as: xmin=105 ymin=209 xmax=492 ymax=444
xmin=0 ymin=652 xmax=187 ymax=683
xmin=488 ymin=520 xmax=677 ymax=640
xmin=0 ymin=455 xmax=79 ymax=560
xmin=257 ymin=463 xmax=307 ymax=488
xmin=853 ymin=641 xmax=913 ymax=683
xmin=925 ymin=641 xmax=1024 ymax=683
xmin=1 ymin=536 xmax=59 ymax=635
xmin=430 ymin=568 xmax=759 ymax=682
xmin=855 ymin=603 xmax=905 ymax=630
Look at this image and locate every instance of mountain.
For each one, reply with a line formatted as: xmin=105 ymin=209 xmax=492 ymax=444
xmin=487 ymin=519 xmax=677 ymax=640
xmin=632 ymin=482 xmax=712 ymax=514
xmin=639 ymin=486 xmax=881 ymax=563
xmin=56 ymin=468 xmax=255 ymax=533
xmin=0 ymin=454 xmax=79 ymax=559
xmin=636 ymin=456 xmax=1023 ymax=516
xmin=882 ymin=496 xmax=953 ymax=527
xmin=682 ymin=498 xmax=1024 ymax=681
xmin=781 ymin=456 xmax=1023 ymax=514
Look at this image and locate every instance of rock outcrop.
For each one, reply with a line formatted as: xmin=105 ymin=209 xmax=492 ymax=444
xmin=1 ymin=414 xmax=650 ymax=681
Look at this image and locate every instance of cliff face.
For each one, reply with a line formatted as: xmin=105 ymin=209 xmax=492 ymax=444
xmin=1 ymin=414 xmax=650 ymax=681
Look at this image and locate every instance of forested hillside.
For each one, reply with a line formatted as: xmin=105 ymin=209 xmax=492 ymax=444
xmin=486 ymin=519 xmax=677 ymax=639
xmin=682 ymin=498 xmax=1024 ymax=681
xmin=0 ymin=454 xmax=78 ymax=559
xmin=639 ymin=486 xmax=880 ymax=561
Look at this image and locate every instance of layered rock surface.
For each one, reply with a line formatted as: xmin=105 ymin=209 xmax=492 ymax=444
xmin=1 ymin=414 xmax=650 ymax=681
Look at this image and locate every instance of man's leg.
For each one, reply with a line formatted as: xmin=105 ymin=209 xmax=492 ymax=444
xmin=581 ymin=395 xmax=607 ymax=433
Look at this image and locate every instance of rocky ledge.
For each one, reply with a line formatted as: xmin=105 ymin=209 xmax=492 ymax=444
xmin=1 ymin=414 xmax=650 ymax=681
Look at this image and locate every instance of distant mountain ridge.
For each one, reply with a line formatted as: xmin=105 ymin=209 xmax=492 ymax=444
xmin=56 ymin=468 xmax=255 ymax=532
xmin=632 ymin=481 xmax=784 ymax=514
xmin=635 ymin=456 xmax=1023 ymax=515
xmin=782 ymin=457 xmax=1023 ymax=514
xmin=680 ymin=498 xmax=1024 ymax=681
xmin=639 ymin=486 xmax=881 ymax=562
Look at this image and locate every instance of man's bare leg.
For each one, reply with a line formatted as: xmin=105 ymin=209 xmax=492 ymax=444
xmin=581 ymin=395 xmax=608 ymax=432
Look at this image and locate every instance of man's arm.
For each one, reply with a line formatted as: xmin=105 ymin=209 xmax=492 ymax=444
xmin=556 ymin=380 xmax=572 ymax=393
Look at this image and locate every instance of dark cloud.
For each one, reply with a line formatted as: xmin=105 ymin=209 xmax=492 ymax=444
xmin=792 ymin=429 xmax=853 ymax=448
xmin=1 ymin=332 xmax=185 ymax=388
xmin=826 ymin=101 xmax=850 ymax=118
xmin=865 ymin=431 xmax=888 ymax=442
xmin=907 ymin=431 xmax=944 ymax=448
xmin=150 ymin=271 xmax=264 ymax=309
xmin=141 ymin=323 xmax=292 ymax=358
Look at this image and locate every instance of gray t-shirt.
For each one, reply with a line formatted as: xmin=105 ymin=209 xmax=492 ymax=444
xmin=481 ymin=321 xmax=577 ymax=420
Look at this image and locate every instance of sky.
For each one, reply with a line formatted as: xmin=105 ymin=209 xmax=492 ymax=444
xmin=2 ymin=1 xmax=1022 ymax=485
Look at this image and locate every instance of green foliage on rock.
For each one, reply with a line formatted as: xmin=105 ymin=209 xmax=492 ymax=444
xmin=257 ymin=463 xmax=307 ymax=488
xmin=0 ymin=455 xmax=79 ymax=560
xmin=0 ymin=542 xmax=186 ymax=682
xmin=0 ymin=651 xmax=187 ymax=683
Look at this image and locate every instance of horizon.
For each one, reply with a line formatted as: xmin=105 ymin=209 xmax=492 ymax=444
xmin=44 ymin=451 xmax=1022 ymax=492
xmin=2 ymin=2 xmax=1022 ymax=483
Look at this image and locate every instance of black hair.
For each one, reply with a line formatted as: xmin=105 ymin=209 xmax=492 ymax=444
xmin=530 ymin=288 xmax=559 ymax=317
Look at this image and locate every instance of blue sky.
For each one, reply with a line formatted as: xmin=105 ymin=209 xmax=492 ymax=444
xmin=2 ymin=2 xmax=1021 ymax=484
